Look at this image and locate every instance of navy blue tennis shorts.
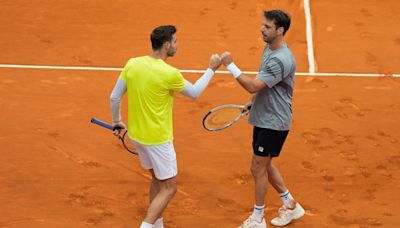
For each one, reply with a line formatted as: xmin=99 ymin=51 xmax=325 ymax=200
xmin=252 ymin=126 xmax=289 ymax=157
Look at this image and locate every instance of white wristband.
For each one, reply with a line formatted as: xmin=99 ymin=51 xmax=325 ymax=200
xmin=226 ymin=63 xmax=242 ymax=78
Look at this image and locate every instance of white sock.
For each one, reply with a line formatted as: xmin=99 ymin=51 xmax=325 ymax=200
xmin=140 ymin=221 xmax=153 ymax=228
xmin=251 ymin=204 xmax=264 ymax=223
xmin=280 ymin=190 xmax=295 ymax=208
xmin=153 ymin=218 xmax=164 ymax=228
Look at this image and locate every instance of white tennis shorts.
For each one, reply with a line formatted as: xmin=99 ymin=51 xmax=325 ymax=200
xmin=131 ymin=140 xmax=177 ymax=180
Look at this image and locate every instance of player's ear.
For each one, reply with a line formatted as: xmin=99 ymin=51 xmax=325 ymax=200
xmin=163 ymin=41 xmax=171 ymax=50
xmin=277 ymin=27 xmax=284 ymax=36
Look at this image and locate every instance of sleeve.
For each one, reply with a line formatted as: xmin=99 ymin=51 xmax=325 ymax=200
xmin=168 ymin=70 xmax=186 ymax=92
xmin=257 ymin=57 xmax=285 ymax=88
xmin=110 ymin=78 xmax=127 ymax=122
xmin=180 ymin=68 xmax=214 ymax=99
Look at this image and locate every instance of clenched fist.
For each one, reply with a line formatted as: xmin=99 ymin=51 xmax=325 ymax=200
xmin=209 ymin=54 xmax=222 ymax=72
xmin=221 ymin=52 xmax=233 ymax=66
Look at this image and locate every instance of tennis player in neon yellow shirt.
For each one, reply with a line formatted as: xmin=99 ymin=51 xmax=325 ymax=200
xmin=110 ymin=25 xmax=221 ymax=228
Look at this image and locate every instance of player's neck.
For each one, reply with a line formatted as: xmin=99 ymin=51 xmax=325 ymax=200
xmin=150 ymin=50 xmax=168 ymax=61
xmin=269 ymin=38 xmax=285 ymax=51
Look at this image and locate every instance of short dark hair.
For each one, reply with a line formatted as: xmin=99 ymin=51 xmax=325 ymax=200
xmin=264 ymin=10 xmax=291 ymax=36
xmin=150 ymin=25 xmax=177 ymax=50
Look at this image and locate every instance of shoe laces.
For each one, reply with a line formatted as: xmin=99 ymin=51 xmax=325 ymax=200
xmin=278 ymin=205 xmax=292 ymax=220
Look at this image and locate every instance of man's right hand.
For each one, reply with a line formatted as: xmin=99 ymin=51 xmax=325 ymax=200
xmin=112 ymin=121 xmax=127 ymax=136
xmin=209 ymin=54 xmax=222 ymax=72
xmin=243 ymin=101 xmax=252 ymax=113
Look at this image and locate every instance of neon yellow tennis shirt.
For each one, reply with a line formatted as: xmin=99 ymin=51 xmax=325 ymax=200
xmin=119 ymin=56 xmax=185 ymax=145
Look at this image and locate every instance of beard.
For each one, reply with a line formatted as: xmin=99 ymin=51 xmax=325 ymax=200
xmin=167 ymin=48 xmax=176 ymax=57
xmin=262 ymin=33 xmax=278 ymax=44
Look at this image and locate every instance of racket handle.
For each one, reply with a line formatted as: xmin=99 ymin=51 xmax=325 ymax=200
xmin=90 ymin=118 xmax=113 ymax=130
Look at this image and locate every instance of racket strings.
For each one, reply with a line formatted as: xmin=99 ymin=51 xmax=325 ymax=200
xmin=204 ymin=107 xmax=243 ymax=130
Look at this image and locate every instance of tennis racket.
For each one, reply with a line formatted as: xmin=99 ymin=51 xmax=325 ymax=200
xmin=90 ymin=118 xmax=137 ymax=155
xmin=202 ymin=104 xmax=250 ymax=131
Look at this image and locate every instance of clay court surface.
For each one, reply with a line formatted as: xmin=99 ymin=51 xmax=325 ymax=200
xmin=1 ymin=0 xmax=399 ymax=227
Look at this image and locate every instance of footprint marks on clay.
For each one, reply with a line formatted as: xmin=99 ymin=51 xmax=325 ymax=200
xmin=72 ymin=55 xmax=93 ymax=65
xmin=354 ymin=21 xmax=364 ymax=27
xmin=365 ymin=52 xmax=378 ymax=67
xmin=228 ymin=2 xmax=237 ymax=10
xmin=186 ymin=101 xmax=212 ymax=115
xmin=339 ymin=150 xmax=358 ymax=161
xmin=216 ymin=197 xmax=246 ymax=213
xmin=168 ymin=198 xmax=200 ymax=216
xmin=360 ymin=9 xmax=373 ymax=17
xmin=365 ymin=188 xmax=377 ymax=201
xmin=359 ymin=166 xmax=372 ymax=178
xmin=329 ymin=209 xmax=383 ymax=226
xmin=377 ymin=131 xmax=398 ymax=144
xmin=248 ymin=8 xmax=256 ymax=16
xmin=387 ymin=155 xmax=400 ymax=169
xmin=231 ymin=173 xmax=252 ymax=185
xmin=68 ymin=190 xmax=114 ymax=225
xmin=199 ymin=7 xmax=210 ymax=16
xmin=331 ymin=106 xmax=349 ymax=119
xmin=80 ymin=161 xmax=102 ymax=168
xmin=301 ymin=132 xmax=321 ymax=145
xmin=217 ymin=22 xmax=229 ymax=39
xmin=383 ymin=212 xmax=393 ymax=217
xmin=322 ymin=175 xmax=335 ymax=182
xmin=301 ymin=161 xmax=315 ymax=172
xmin=332 ymin=97 xmax=372 ymax=119
xmin=48 ymin=132 xmax=60 ymax=139
xmin=85 ymin=211 xmax=114 ymax=225
xmin=365 ymin=131 xmax=398 ymax=147
xmin=48 ymin=146 xmax=103 ymax=168
xmin=303 ymin=76 xmax=329 ymax=88
xmin=248 ymin=46 xmax=259 ymax=56
xmin=375 ymin=164 xmax=394 ymax=179
xmin=320 ymin=169 xmax=335 ymax=182
xmin=302 ymin=128 xmax=355 ymax=150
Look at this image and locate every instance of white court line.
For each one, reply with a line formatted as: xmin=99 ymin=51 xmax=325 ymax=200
xmin=0 ymin=64 xmax=399 ymax=77
xmin=0 ymin=64 xmax=122 ymax=71
xmin=304 ymin=0 xmax=316 ymax=73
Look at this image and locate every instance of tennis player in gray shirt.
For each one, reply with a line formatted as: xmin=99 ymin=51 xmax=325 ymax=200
xmin=221 ymin=10 xmax=305 ymax=228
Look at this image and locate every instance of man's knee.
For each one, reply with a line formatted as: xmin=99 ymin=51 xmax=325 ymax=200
xmin=160 ymin=178 xmax=177 ymax=199
xmin=250 ymin=163 xmax=258 ymax=177
xmin=166 ymin=183 xmax=177 ymax=198
xmin=251 ymin=156 xmax=271 ymax=177
xmin=267 ymin=163 xmax=275 ymax=173
xmin=251 ymin=161 xmax=263 ymax=178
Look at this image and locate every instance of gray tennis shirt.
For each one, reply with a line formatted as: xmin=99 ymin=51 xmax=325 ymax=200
xmin=248 ymin=43 xmax=296 ymax=131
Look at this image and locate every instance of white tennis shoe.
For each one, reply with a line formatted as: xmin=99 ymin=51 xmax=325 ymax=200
xmin=239 ymin=215 xmax=267 ymax=228
xmin=270 ymin=203 xmax=305 ymax=226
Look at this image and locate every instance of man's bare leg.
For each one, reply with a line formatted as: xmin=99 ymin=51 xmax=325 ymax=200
xmin=143 ymin=175 xmax=177 ymax=224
